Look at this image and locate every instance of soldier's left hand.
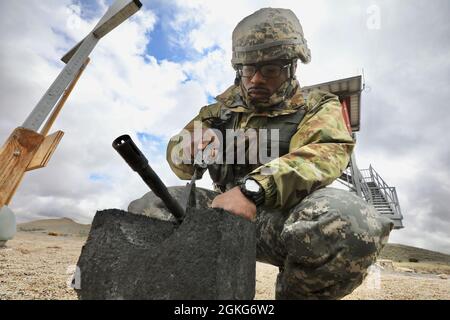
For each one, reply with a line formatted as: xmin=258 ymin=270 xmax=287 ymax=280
xmin=211 ymin=187 xmax=256 ymax=221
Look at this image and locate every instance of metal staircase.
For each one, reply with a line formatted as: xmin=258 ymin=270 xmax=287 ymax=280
xmin=339 ymin=161 xmax=404 ymax=229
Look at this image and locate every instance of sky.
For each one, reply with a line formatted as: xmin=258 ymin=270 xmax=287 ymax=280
xmin=0 ymin=0 xmax=449 ymax=254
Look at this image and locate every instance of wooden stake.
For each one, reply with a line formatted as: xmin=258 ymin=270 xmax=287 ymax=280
xmin=40 ymin=58 xmax=90 ymax=137
xmin=0 ymin=128 xmax=44 ymax=207
xmin=26 ymin=131 xmax=65 ymax=172
xmin=0 ymin=58 xmax=90 ymax=208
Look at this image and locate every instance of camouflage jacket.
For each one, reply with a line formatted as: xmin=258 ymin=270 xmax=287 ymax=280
xmin=166 ymin=84 xmax=355 ymax=210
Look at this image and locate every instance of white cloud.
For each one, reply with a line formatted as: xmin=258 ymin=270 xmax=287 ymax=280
xmin=0 ymin=1 xmax=196 ymax=224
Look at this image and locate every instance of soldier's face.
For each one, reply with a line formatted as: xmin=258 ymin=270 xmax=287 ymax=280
xmin=241 ymin=61 xmax=291 ymax=103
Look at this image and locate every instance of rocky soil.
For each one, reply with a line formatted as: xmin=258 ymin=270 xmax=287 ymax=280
xmin=1 ymin=232 xmax=449 ymax=300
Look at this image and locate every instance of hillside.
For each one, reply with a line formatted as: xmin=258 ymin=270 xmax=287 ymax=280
xmin=18 ymin=218 xmax=90 ymax=237
xmin=380 ymin=243 xmax=450 ymax=264
xmin=17 ymin=218 xmax=450 ymax=264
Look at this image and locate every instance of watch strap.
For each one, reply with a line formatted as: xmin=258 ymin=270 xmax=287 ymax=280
xmin=239 ymin=178 xmax=265 ymax=206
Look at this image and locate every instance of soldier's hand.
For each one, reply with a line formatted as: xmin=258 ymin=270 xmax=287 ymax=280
xmin=211 ymin=187 xmax=257 ymax=221
xmin=183 ymin=128 xmax=220 ymax=161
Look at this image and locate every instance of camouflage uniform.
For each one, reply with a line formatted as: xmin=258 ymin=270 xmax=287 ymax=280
xmin=132 ymin=8 xmax=393 ymax=299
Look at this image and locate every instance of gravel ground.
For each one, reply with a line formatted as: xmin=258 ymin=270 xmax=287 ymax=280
xmin=0 ymin=232 xmax=81 ymax=300
xmin=1 ymin=232 xmax=449 ymax=300
xmin=255 ymin=262 xmax=450 ymax=300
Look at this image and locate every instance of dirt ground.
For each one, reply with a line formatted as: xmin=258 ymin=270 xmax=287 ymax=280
xmin=1 ymin=232 xmax=449 ymax=300
xmin=255 ymin=262 xmax=450 ymax=300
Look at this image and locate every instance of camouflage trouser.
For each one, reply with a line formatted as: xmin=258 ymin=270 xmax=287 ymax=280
xmin=129 ymin=186 xmax=393 ymax=300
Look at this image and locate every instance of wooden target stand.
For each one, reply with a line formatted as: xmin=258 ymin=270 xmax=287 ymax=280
xmin=0 ymin=59 xmax=89 ymax=208
xmin=0 ymin=0 xmax=142 ymax=215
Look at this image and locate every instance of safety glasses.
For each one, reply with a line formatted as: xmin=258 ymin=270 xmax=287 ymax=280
xmin=237 ymin=63 xmax=290 ymax=79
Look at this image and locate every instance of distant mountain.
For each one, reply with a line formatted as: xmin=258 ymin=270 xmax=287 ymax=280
xmin=18 ymin=217 xmax=91 ymax=237
xmin=16 ymin=218 xmax=450 ymax=266
xmin=380 ymin=243 xmax=450 ymax=264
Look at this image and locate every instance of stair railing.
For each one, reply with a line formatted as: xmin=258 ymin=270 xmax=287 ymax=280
xmin=364 ymin=166 xmax=403 ymax=219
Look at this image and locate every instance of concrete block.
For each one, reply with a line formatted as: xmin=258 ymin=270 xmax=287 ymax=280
xmin=76 ymin=208 xmax=256 ymax=300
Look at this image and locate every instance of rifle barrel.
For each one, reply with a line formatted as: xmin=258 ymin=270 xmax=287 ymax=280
xmin=112 ymin=135 xmax=185 ymax=223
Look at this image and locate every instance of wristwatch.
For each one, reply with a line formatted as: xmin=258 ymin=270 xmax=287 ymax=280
xmin=239 ymin=177 xmax=265 ymax=206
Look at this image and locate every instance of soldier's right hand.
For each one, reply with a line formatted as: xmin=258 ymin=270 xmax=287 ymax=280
xmin=183 ymin=128 xmax=221 ymax=162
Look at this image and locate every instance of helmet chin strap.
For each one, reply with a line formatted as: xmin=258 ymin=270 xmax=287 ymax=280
xmin=282 ymin=79 xmax=297 ymax=101
xmin=289 ymin=59 xmax=297 ymax=80
xmin=284 ymin=59 xmax=297 ymax=97
xmin=234 ymin=70 xmax=241 ymax=86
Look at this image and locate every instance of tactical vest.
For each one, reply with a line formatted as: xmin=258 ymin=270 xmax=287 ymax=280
xmin=207 ymin=104 xmax=306 ymax=191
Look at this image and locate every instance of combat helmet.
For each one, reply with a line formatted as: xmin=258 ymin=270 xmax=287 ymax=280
xmin=231 ymin=8 xmax=311 ymax=66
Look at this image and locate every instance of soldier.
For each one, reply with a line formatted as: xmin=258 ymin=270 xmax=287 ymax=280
xmin=132 ymin=8 xmax=393 ymax=299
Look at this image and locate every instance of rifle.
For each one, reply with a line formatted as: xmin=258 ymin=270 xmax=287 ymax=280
xmin=113 ymin=135 xmax=187 ymax=223
xmin=113 ymin=134 xmax=214 ymax=224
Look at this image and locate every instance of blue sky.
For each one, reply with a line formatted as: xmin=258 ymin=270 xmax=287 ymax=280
xmin=73 ymin=0 xmax=197 ymax=62
xmin=76 ymin=0 xmax=102 ymax=20
xmin=137 ymin=131 xmax=166 ymax=153
xmin=144 ymin=4 xmax=187 ymax=62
